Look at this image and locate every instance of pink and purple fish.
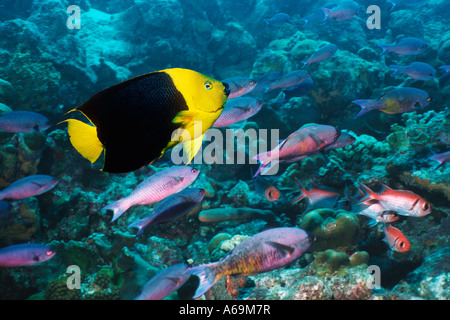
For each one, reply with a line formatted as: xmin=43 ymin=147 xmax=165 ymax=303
xmin=128 ymin=188 xmax=206 ymax=236
xmin=0 ymin=175 xmax=58 ymax=201
xmin=0 ymin=243 xmax=56 ymax=267
xmin=0 ymin=111 xmax=51 ymax=133
xmin=221 ymin=77 xmax=257 ymax=99
xmin=253 ymin=123 xmax=340 ymax=177
xmin=322 ymin=1 xmax=360 ymax=22
xmin=389 ymin=62 xmax=437 ymax=81
xmin=301 ymin=43 xmax=338 ymax=68
xmin=439 ymin=65 xmax=450 ymax=79
xmin=103 ymin=166 xmax=200 ymax=222
xmin=352 ymin=87 xmax=430 ymax=118
xmin=264 ymin=70 xmax=310 ymax=93
xmin=184 ymin=227 xmax=314 ymax=299
xmin=213 ymin=97 xmax=263 ymax=127
xmin=429 ymin=150 xmax=450 ymax=168
xmin=135 ymin=263 xmax=190 ymax=300
xmin=378 ymin=37 xmax=427 ymax=56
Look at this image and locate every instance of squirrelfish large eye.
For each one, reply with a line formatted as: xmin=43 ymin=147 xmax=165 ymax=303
xmin=204 ymin=81 xmax=213 ymax=90
xmin=423 ymin=202 xmax=429 ymax=210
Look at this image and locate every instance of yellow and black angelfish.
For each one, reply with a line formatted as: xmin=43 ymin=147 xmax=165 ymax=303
xmin=60 ymin=68 xmax=230 ymax=173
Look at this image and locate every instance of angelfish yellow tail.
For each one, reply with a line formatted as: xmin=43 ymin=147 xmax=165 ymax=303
xmin=59 ymin=119 xmax=103 ymax=164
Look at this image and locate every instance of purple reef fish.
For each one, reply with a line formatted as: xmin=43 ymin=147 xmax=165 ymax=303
xmin=250 ymin=71 xmax=283 ymax=95
xmin=135 ymin=263 xmax=190 ymax=300
xmin=378 ymin=37 xmax=427 ymax=56
xmin=128 ymin=188 xmax=206 ymax=236
xmin=213 ymin=97 xmax=263 ymax=127
xmin=301 ymin=43 xmax=338 ymax=68
xmin=0 ymin=175 xmax=58 ymax=201
xmin=0 ymin=111 xmax=51 ymax=133
xmin=184 ymin=227 xmax=314 ymax=299
xmin=429 ymin=150 xmax=450 ymax=168
xmin=221 ymin=77 xmax=257 ymax=99
xmin=352 ymin=87 xmax=430 ymax=118
xmin=264 ymin=13 xmax=290 ymax=27
xmin=323 ymin=131 xmax=356 ymax=151
xmin=389 ymin=62 xmax=437 ymax=81
xmin=103 ymin=166 xmax=200 ymax=222
xmin=264 ymin=70 xmax=310 ymax=93
xmin=322 ymin=1 xmax=360 ymax=22
xmin=0 ymin=243 xmax=56 ymax=267
xmin=439 ymin=65 xmax=450 ymax=79
xmin=253 ymin=123 xmax=340 ymax=176
xmin=280 ymin=78 xmax=314 ymax=103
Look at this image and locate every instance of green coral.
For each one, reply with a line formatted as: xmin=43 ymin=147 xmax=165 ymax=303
xmin=299 ymin=209 xmax=360 ymax=252
xmin=387 ymin=109 xmax=449 ymax=152
xmin=312 ymin=250 xmax=370 ymax=277
xmin=0 ymin=46 xmax=60 ymax=111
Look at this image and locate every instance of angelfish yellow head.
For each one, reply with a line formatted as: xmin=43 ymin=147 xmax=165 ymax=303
xmin=163 ymin=68 xmax=230 ymax=114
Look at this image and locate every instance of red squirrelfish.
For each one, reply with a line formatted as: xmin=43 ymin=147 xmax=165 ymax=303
xmin=0 ymin=243 xmax=56 ymax=267
xmin=352 ymin=87 xmax=430 ymax=118
xmin=254 ymin=176 xmax=280 ymax=202
xmin=184 ymin=227 xmax=314 ymax=299
xmin=253 ymin=123 xmax=340 ymax=176
xmin=0 ymin=111 xmax=51 ymax=133
xmin=0 ymin=175 xmax=58 ymax=201
xmin=292 ymin=178 xmax=341 ymax=210
xmin=103 ymin=166 xmax=200 ymax=222
xmin=135 ymin=263 xmax=190 ymax=300
xmin=213 ymin=97 xmax=263 ymax=127
xmin=383 ymin=225 xmax=411 ymax=252
xmin=358 ymin=183 xmax=431 ymax=217
xmin=346 ymin=187 xmax=399 ymax=226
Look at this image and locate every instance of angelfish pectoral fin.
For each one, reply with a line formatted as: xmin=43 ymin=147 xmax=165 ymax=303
xmin=183 ymin=133 xmax=205 ymax=165
xmin=60 ymin=119 xmax=103 ymax=164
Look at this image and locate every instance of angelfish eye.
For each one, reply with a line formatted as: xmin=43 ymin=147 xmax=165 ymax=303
xmin=204 ymin=81 xmax=213 ymax=90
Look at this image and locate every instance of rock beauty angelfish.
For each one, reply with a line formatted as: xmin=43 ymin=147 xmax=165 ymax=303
xmin=61 ymin=68 xmax=230 ymax=173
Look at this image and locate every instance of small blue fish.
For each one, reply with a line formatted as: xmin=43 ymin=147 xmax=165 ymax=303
xmin=0 ymin=111 xmax=51 ymax=133
xmin=265 ymin=70 xmax=310 ymax=93
xmin=378 ymin=37 xmax=427 ymax=56
xmin=322 ymin=1 xmax=360 ymax=22
xmin=389 ymin=62 xmax=437 ymax=81
xmin=128 ymin=188 xmax=205 ymax=236
xmin=0 ymin=201 xmax=12 ymax=217
xmin=386 ymin=0 xmax=426 ymax=12
xmin=280 ymin=78 xmax=314 ymax=103
xmin=439 ymin=65 xmax=450 ymax=79
xmin=301 ymin=44 xmax=338 ymax=68
xmin=135 ymin=263 xmax=190 ymax=300
xmin=264 ymin=13 xmax=290 ymax=27
xmin=251 ymin=72 xmax=283 ymax=94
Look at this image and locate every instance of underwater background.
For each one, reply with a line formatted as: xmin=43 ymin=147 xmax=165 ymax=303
xmin=0 ymin=0 xmax=448 ymax=300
